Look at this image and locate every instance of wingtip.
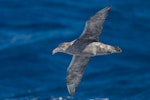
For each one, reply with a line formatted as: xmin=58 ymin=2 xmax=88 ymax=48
xmin=67 ymin=84 xmax=75 ymax=95
xmin=105 ymin=5 xmax=112 ymax=10
xmin=107 ymin=5 xmax=112 ymax=8
xmin=99 ymin=5 xmax=111 ymax=13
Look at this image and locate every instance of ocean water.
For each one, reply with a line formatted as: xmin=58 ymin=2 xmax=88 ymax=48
xmin=0 ymin=0 xmax=150 ymax=100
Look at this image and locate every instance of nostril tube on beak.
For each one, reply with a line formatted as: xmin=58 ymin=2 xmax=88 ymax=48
xmin=52 ymin=48 xmax=60 ymax=55
xmin=52 ymin=50 xmax=55 ymax=55
xmin=52 ymin=49 xmax=56 ymax=55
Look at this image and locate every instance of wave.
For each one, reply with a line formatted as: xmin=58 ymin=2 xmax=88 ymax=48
xmin=6 ymin=94 xmax=109 ymax=100
xmin=0 ymin=29 xmax=75 ymax=51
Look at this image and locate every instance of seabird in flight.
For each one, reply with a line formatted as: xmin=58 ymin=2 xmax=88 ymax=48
xmin=52 ymin=5 xmax=122 ymax=95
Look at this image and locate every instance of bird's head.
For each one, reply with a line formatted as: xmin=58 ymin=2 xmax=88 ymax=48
xmin=52 ymin=42 xmax=70 ymax=55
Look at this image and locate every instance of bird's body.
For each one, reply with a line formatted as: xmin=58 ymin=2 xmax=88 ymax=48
xmin=65 ymin=40 xmax=120 ymax=56
xmin=52 ymin=5 xmax=122 ymax=95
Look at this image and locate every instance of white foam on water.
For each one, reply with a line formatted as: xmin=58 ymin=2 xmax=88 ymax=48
xmin=89 ymin=98 xmax=109 ymax=100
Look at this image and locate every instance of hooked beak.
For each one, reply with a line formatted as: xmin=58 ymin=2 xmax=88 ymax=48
xmin=52 ymin=48 xmax=60 ymax=55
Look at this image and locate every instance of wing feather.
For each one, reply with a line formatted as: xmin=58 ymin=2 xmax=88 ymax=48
xmin=79 ymin=6 xmax=111 ymax=41
xmin=66 ymin=55 xmax=90 ymax=95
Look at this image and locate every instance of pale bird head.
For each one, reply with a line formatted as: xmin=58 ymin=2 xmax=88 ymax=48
xmin=52 ymin=42 xmax=70 ymax=55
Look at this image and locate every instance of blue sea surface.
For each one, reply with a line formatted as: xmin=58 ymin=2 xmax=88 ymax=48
xmin=0 ymin=0 xmax=150 ymax=100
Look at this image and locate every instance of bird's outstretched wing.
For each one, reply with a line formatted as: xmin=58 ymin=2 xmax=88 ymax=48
xmin=66 ymin=55 xmax=90 ymax=95
xmin=79 ymin=6 xmax=111 ymax=41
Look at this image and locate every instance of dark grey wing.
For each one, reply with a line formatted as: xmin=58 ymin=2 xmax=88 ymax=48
xmin=66 ymin=55 xmax=90 ymax=95
xmin=79 ymin=6 xmax=111 ymax=41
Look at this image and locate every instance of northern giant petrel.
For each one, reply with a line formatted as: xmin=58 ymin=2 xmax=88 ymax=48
xmin=52 ymin=5 xmax=122 ymax=95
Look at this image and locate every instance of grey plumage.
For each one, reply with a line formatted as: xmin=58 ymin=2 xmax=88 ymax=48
xmin=66 ymin=55 xmax=90 ymax=95
xmin=79 ymin=5 xmax=111 ymax=41
xmin=52 ymin=5 xmax=122 ymax=95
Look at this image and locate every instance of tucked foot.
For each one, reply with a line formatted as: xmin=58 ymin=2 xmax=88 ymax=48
xmin=113 ymin=46 xmax=122 ymax=53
